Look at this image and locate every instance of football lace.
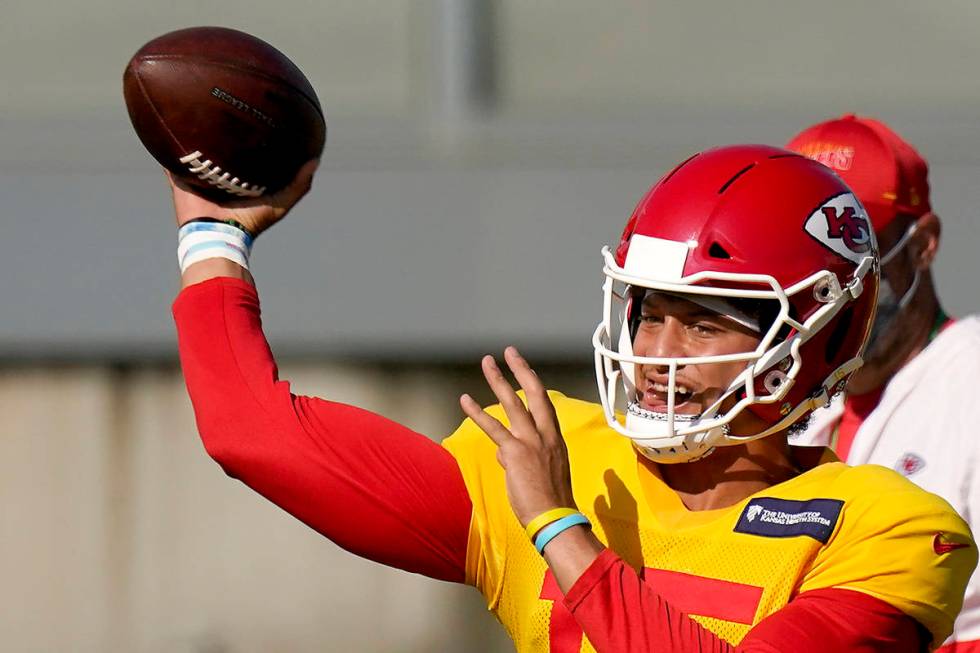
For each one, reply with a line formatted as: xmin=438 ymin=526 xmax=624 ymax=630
xmin=179 ymin=151 xmax=267 ymax=197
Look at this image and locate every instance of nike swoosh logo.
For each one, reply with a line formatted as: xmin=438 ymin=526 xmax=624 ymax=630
xmin=934 ymin=532 xmax=971 ymax=555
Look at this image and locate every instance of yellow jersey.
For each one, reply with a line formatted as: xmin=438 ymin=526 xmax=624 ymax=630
xmin=442 ymin=392 xmax=976 ymax=652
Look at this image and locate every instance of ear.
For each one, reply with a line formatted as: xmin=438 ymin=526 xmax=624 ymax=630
xmin=911 ymin=212 xmax=941 ymax=270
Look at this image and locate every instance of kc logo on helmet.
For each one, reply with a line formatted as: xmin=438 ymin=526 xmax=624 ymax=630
xmin=804 ymin=193 xmax=876 ymax=265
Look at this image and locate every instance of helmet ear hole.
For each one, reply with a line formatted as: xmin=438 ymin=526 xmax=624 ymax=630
xmin=825 ymin=307 xmax=855 ymax=364
xmin=708 ymin=242 xmax=732 ymax=259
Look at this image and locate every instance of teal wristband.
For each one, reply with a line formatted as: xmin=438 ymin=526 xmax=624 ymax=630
xmin=533 ymin=513 xmax=591 ymax=554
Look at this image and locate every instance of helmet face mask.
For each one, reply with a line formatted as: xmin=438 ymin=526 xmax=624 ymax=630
xmin=592 ymin=145 xmax=879 ymax=464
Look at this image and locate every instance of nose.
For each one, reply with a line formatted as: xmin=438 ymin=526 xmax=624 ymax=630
xmin=634 ymin=317 xmax=688 ymax=368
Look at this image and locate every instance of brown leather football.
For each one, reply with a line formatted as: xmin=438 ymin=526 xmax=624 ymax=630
xmin=123 ymin=26 xmax=325 ymax=202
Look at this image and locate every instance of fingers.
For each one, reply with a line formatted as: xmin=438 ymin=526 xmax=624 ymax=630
xmin=273 ymin=158 xmax=320 ymax=207
xmin=466 ymin=348 xmax=562 ymax=448
xmin=295 ymin=158 xmax=320 ymax=188
xmin=480 ymin=354 xmax=538 ymax=438
xmin=168 ymin=156 xmax=318 ymax=232
xmin=459 ymin=393 xmax=515 ymax=452
xmin=503 ymin=347 xmax=561 ymax=444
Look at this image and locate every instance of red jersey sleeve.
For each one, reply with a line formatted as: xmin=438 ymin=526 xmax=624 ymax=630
xmin=565 ymin=549 xmax=928 ymax=652
xmin=172 ymin=277 xmax=473 ymax=582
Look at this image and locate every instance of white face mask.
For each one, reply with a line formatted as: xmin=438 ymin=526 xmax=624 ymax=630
xmin=867 ymin=224 xmax=920 ymax=351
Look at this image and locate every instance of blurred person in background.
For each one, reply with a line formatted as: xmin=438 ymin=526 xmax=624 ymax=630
xmin=167 ymin=145 xmax=974 ymax=651
xmin=788 ymin=114 xmax=980 ymax=651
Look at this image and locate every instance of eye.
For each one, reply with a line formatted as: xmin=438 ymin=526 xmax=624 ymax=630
xmin=691 ymin=322 xmax=720 ymax=336
xmin=639 ymin=313 xmax=663 ymax=325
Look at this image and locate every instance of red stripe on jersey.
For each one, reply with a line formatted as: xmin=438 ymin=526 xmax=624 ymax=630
xmin=540 ymin=571 xmax=585 ymax=653
xmin=642 ymin=568 xmax=763 ymax=624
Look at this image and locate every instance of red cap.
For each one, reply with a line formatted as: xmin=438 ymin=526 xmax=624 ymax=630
xmin=786 ymin=114 xmax=931 ymax=231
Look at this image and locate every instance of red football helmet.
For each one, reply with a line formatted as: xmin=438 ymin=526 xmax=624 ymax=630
xmin=593 ymin=144 xmax=879 ymax=463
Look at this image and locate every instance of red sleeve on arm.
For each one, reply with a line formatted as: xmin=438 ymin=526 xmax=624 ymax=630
xmin=173 ymin=277 xmax=473 ymax=582
xmin=564 ymin=549 xmax=928 ymax=652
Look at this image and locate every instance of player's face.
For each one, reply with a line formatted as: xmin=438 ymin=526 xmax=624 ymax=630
xmin=632 ymin=292 xmax=761 ymax=416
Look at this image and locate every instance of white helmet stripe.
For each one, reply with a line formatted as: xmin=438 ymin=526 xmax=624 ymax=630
xmin=623 ymin=235 xmax=691 ymax=281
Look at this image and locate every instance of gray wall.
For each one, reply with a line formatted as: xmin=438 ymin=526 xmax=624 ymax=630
xmin=4 ymin=362 xmax=583 ymax=652
xmin=2 ymin=0 xmax=978 ymax=361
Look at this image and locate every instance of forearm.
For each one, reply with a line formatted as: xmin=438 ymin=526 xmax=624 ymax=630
xmin=542 ymin=525 xmax=606 ymax=595
xmin=181 ymin=258 xmax=253 ymax=289
xmin=563 ymin=550 xmax=735 ymax=653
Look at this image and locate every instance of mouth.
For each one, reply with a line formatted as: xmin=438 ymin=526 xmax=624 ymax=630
xmin=638 ymin=379 xmax=700 ymax=414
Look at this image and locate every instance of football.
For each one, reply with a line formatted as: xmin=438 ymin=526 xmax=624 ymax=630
xmin=123 ymin=26 xmax=325 ymax=202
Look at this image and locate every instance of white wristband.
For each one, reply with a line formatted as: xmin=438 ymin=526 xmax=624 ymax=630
xmin=177 ymin=221 xmax=253 ymax=274
xmin=180 ymin=242 xmax=249 ymax=273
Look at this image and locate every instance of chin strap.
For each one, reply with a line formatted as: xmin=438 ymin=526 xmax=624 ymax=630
xmin=633 ymin=440 xmax=718 ymax=465
xmin=729 ymin=355 xmax=865 ymax=444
